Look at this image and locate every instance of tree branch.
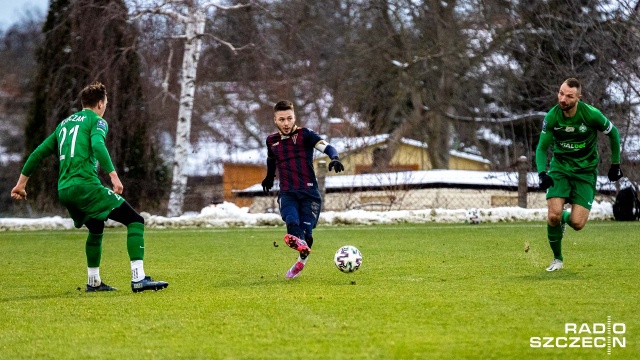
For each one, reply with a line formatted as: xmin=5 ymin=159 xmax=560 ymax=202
xmin=444 ymin=111 xmax=548 ymax=124
xmin=199 ymin=33 xmax=254 ymax=55
xmin=201 ymin=2 xmax=252 ymax=11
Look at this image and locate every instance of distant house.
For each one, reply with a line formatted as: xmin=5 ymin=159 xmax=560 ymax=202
xmin=235 ymin=170 xmax=617 ymax=213
xmin=314 ymin=135 xmax=491 ymax=175
xmin=183 ymin=134 xmax=491 ymax=208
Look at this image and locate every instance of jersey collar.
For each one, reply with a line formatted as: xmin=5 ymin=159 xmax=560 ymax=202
xmin=279 ymin=125 xmax=298 ymax=138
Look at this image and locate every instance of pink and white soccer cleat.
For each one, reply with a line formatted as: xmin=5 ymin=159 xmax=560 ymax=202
xmin=284 ymin=234 xmax=310 ymax=258
xmin=286 ymin=261 xmax=305 ymax=279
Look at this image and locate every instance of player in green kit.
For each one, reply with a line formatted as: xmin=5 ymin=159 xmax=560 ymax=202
xmin=11 ymin=82 xmax=168 ymax=292
xmin=536 ymin=78 xmax=623 ymax=271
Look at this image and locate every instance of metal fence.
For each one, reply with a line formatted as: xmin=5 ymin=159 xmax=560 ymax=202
xmin=244 ymin=158 xmax=634 ymax=214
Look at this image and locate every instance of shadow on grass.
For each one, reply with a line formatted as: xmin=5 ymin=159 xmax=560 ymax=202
xmin=0 ymin=287 xmax=130 ymax=303
xmin=513 ymin=271 xmax=582 ymax=282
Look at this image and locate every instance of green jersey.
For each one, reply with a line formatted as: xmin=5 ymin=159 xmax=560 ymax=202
xmin=536 ymin=101 xmax=619 ymax=174
xmin=22 ymin=109 xmax=115 ymax=190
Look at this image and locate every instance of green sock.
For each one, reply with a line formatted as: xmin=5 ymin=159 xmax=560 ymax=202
xmin=561 ymin=210 xmax=572 ymax=228
xmin=547 ymin=223 xmax=563 ymax=261
xmin=86 ymin=233 xmax=103 ymax=268
xmin=127 ymin=222 xmax=145 ymax=261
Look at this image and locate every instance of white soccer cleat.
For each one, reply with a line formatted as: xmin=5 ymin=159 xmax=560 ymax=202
xmin=546 ymin=259 xmax=564 ymax=272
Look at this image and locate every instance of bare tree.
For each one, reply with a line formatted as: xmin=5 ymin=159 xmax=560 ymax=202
xmin=23 ymin=0 xmax=166 ymax=212
xmin=130 ymin=0 xmax=251 ymax=216
xmin=336 ymin=0 xmax=517 ymax=170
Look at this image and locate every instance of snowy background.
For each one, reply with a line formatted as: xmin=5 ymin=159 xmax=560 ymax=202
xmin=0 ymin=201 xmax=614 ymax=231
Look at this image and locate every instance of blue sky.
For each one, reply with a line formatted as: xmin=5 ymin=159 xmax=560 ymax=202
xmin=0 ymin=0 xmax=48 ymax=30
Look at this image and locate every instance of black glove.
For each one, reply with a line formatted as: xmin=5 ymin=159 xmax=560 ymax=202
xmin=608 ymin=164 xmax=623 ymax=182
xmin=261 ymin=177 xmax=274 ymax=193
xmin=328 ymin=157 xmax=344 ymax=173
xmin=538 ymin=171 xmax=554 ymax=190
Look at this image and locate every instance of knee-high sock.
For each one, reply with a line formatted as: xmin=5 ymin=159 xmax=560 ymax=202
xmin=86 ymin=233 xmax=103 ymax=267
xmin=127 ymin=222 xmax=145 ymax=261
xmin=562 ymin=210 xmax=573 ymax=228
xmin=304 ymin=234 xmax=314 ymax=248
xmin=286 ymin=223 xmax=305 ymax=240
xmin=547 ymin=223 xmax=563 ymax=261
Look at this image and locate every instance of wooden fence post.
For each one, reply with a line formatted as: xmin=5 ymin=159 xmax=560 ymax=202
xmin=318 ymin=160 xmax=327 ymax=210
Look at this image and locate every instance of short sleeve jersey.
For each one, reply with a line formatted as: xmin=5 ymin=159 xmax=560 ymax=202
xmin=54 ymin=109 xmax=110 ymax=189
xmin=542 ymin=101 xmax=613 ymax=173
xmin=266 ymin=127 xmax=323 ymax=191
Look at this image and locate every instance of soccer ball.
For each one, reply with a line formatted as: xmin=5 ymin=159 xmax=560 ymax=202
xmin=465 ymin=208 xmax=482 ymax=224
xmin=334 ymin=245 xmax=363 ymax=273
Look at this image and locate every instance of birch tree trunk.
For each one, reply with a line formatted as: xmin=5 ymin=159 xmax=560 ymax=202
xmin=166 ymin=12 xmax=206 ymax=217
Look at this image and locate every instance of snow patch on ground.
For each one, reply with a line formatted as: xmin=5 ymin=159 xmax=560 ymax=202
xmin=0 ymin=201 xmax=614 ymax=231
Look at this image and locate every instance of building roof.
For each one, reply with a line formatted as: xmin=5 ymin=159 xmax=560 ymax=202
xmin=185 ymin=134 xmax=491 ymax=176
xmin=320 ymin=134 xmax=491 ymax=164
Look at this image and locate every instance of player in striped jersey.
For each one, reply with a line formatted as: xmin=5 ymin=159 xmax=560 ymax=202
xmin=261 ymin=100 xmax=344 ymax=278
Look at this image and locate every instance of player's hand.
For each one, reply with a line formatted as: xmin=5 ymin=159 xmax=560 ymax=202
xmin=538 ymin=171 xmax=554 ymax=190
xmin=109 ymin=172 xmax=123 ymax=195
xmin=608 ymin=164 xmax=623 ymax=182
xmin=261 ymin=176 xmax=274 ymax=193
xmin=328 ymin=157 xmax=344 ymax=173
xmin=11 ymin=186 xmax=27 ymax=200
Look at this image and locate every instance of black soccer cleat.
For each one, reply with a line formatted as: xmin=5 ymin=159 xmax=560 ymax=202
xmin=86 ymin=282 xmax=117 ymax=292
xmin=131 ymin=276 xmax=169 ymax=293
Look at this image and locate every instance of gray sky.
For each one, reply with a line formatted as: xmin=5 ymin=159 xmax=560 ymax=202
xmin=0 ymin=0 xmax=48 ymax=30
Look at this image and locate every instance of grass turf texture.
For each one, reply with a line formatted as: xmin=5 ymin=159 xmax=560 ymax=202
xmin=0 ymin=222 xmax=637 ymax=359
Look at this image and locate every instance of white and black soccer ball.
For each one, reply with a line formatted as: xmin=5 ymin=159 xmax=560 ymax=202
xmin=334 ymin=245 xmax=363 ymax=273
xmin=465 ymin=208 xmax=482 ymax=224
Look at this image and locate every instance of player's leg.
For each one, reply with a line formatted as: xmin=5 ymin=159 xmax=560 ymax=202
xmin=279 ymin=191 xmax=303 ymax=238
xmin=298 ymin=190 xmax=322 ymax=249
xmin=545 ymin=172 xmax=571 ymax=271
xmin=546 ymin=197 xmax=565 ymax=269
xmin=566 ymin=173 xmax=596 ymax=231
xmin=59 ymin=186 xmax=116 ymax=291
xmin=568 ymin=205 xmax=590 ymax=230
xmin=107 ymin=202 xmax=168 ymax=292
xmin=278 ymin=192 xmax=309 ymax=278
xmin=83 ymin=218 xmax=117 ymax=292
xmin=279 ymin=191 xmax=310 ymax=257
xmin=286 ymin=192 xmax=321 ymax=279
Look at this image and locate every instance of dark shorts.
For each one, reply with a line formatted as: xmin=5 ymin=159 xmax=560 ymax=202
xmin=59 ymin=184 xmax=125 ymax=228
xmin=278 ymin=189 xmax=322 ymax=229
xmin=546 ymin=168 xmax=597 ymax=210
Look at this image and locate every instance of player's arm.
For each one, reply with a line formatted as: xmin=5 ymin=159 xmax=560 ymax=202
xmin=262 ymin=140 xmax=277 ymax=193
xmin=535 ymin=130 xmax=553 ymax=173
xmin=12 ymin=132 xmax=58 ymax=200
xmin=593 ymin=111 xmax=623 ymax=181
xmin=535 ymin=124 xmax=555 ymax=190
xmin=91 ymin=133 xmax=122 ymax=194
xmin=603 ymin=121 xmax=623 ymax=181
xmin=315 ymin=140 xmax=344 ymax=173
xmin=602 ymin=121 xmax=621 ymax=164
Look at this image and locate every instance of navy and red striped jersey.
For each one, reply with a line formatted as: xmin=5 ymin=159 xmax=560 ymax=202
xmin=266 ymin=127 xmax=323 ymax=191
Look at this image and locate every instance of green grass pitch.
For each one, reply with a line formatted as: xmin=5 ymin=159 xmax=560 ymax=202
xmin=0 ymin=222 xmax=638 ymax=359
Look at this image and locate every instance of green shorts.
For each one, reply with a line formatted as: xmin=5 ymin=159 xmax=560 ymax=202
xmin=59 ymin=184 xmax=125 ymax=228
xmin=546 ymin=168 xmax=597 ymax=210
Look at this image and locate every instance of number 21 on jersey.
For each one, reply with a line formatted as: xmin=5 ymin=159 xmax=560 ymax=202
xmin=59 ymin=125 xmax=80 ymax=161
